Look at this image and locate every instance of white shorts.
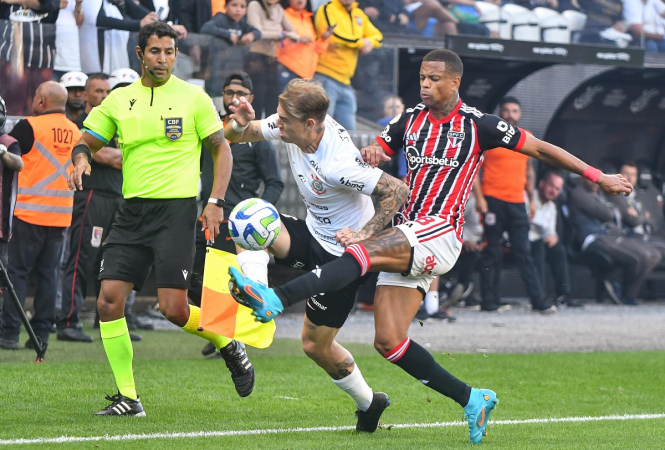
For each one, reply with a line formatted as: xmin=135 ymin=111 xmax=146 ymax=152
xmin=376 ymin=216 xmax=462 ymax=294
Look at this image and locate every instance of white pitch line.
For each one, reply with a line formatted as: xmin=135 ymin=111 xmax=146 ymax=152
xmin=1 ymin=413 xmax=663 ymax=446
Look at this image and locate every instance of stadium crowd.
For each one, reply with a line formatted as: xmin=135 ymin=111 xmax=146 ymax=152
xmin=0 ymin=0 xmax=664 ymax=350
xmin=2 ymin=0 xmax=665 ymax=117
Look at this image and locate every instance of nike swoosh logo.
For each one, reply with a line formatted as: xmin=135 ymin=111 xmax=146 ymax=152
xmin=244 ymin=285 xmax=266 ymax=305
xmin=477 ymin=408 xmax=486 ymax=427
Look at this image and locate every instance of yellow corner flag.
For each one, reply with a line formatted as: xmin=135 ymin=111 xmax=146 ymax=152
xmin=199 ymin=248 xmax=276 ymax=348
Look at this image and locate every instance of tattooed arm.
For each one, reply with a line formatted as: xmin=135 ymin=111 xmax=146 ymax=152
xmin=201 ymin=129 xmax=233 ymax=242
xmin=336 ymin=172 xmax=409 ymax=247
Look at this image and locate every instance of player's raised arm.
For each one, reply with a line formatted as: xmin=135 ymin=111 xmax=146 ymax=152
xmin=69 ymin=131 xmax=107 ymax=191
xmin=519 ymin=134 xmax=633 ymax=197
xmin=224 ymin=97 xmax=265 ymax=143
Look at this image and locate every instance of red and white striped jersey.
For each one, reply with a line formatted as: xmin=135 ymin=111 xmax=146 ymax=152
xmin=376 ymin=99 xmax=527 ymax=241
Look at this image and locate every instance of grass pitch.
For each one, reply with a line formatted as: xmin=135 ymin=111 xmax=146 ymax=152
xmin=0 ymin=327 xmax=663 ymax=449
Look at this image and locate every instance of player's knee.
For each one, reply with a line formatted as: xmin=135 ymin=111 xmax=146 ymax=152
xmin=160 ymin=302 xmax=189 ymax=327
xmin=302 ymin=336 xmax=325 ymax=359
xmin=373 ymin=335 xmax=393 ymax=356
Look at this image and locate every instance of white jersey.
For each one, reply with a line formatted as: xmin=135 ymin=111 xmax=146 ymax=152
xmin=261 ymin=114 xmax=383 ymax=256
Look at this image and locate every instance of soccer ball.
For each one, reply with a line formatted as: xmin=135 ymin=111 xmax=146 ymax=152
xmin=229 ymin=198 xmax=281 ymax=251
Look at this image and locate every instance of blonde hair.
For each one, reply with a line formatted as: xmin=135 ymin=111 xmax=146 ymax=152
xmin=278 ymin=79 xmax=329 ymax=123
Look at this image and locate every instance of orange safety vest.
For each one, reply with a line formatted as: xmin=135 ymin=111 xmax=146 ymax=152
xmin=14 ymin=114 xmax=81 ymax=227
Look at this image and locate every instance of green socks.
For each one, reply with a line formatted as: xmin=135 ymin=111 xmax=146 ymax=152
xmin=181 ymin=304 xmax=232 ymax=351
xmin=100 ymin=317 xmax=137 ymax=400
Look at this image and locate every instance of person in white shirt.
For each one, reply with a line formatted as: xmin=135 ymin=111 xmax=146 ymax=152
xmin=529 ymin=171 xmax=581 ymax=307
xmin=54 ymin=0 xmax=84 ymax=81
xmin=224 ymin=78 xmax=408 ymax=432
xmin=623 ymin=0 xmax=665 ymax=53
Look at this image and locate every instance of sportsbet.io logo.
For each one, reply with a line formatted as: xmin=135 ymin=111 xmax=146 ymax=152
xmin=405 ymin=146 xmax=459 ymax=171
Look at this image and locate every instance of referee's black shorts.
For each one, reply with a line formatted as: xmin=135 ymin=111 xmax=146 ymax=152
xmin=99 ymin=197 xmax=197 ymax=291
xmin=276 ymin=214 xmax=367 ymax=329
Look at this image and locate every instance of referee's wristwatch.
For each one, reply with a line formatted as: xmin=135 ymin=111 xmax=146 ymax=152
xmin=208 ymin=197 xmax=225 ymax=208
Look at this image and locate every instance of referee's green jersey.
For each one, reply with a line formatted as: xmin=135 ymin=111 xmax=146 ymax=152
xmin=83 ymin=75 xmax=223 ymax=199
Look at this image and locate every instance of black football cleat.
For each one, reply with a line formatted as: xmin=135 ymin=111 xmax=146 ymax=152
xmin=219 ymin=340 xmax=255 ymax=397
xmin=94 ymin=392 xmax=146 ymax=416
xmin=355 ymin=392 xmax=390 ymax=432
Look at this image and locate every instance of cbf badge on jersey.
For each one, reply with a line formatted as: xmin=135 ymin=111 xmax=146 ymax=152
xmin=165 ymin=118 xmax=183 ymax=141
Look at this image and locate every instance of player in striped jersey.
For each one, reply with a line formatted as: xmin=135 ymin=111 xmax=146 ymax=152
xmin=229 ymin=49 xmax=633 ymax=443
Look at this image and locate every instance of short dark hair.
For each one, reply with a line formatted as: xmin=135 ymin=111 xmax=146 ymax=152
xmin=138 ymin=22 xmax=178 ymax=53
xmin=621 ymin=160 xmax=638 ymax=169
xmin=422 ymin=50 xmax=463 ymax=76
xmin=85 ymin=72 xmax=109 ymax=88
xmin=499 ymin=96 xmax=521 ymax=108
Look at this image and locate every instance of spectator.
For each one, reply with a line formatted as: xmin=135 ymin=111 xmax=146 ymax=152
xmin=377 ymin=95 xmax=404 ymax=127
xmin=79 ymin=0 xmax=157 ymax=74
xmin=200 ymin=0 xmax=261 ymax=46
xmin=623 ymin=0 xmax=665 ymax=53
xmin=53 ymin=0 xmax=85 ymax=81
xmin=0 ymin=82 xmax=81 ymax=350
xmin=179 ymin=0 xmax=213 ymax=33
xmin=359 ymin=0 xmax=417 ymax=35
xmin=476 ymin=97 xmax=556 ymax=314
xmin=0 ymin=0 xmax=60 ymax=115
xmin=0 ymin=96 xmax=25 ymax=337
xmin=377 ymin=95 xmax=406 ymax=182
xmin=246 ymin=0 xmax=300 ymax=118
xmin=313 ymin=0 xmax=382 ymax=131
xmin=402 ymin=0 xmax=460 ymax=37
xmin=193 ymin=71 xmax=284 ymax=357
xmin=529 ymin=171 xmax=581 ymax=307
xmin=609 ymin=161 xmax=665 ymax=258
xmin=276 ymin=0 xmax=331 ymax=92
xmin=59 ymin=71 xmax=88 ymax=122
xmin=568 ymin=177 xmax=661 ymax=306
xmin=634 ymin=166 xmax=665 ymax=238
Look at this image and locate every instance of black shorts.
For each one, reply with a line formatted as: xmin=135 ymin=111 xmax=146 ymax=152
xmin=276 ymin=214 xmax=366 ymax=328
xmin=99 ymin=197 xmax=197 ymax=291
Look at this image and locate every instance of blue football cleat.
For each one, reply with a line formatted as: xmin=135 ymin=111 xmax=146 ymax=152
xmin=463 ymin=388 xmax=498 ymax=444
xmin=228 ymin=266 xmax=284 ymax=323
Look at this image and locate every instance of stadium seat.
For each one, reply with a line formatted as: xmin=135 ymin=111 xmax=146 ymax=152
xmin=561 ymin=10 xmax=587 ymax=43
xmin=533 ymin=7 xmax=570 ymax=44
xmin=500 ymin=4 xmax=540 ymax=42
xmin=475 ymin=2 xmax=506 ymax=37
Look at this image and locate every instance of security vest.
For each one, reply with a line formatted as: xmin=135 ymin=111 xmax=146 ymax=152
xmin=15 ymin=114 xmax=81 ymax=227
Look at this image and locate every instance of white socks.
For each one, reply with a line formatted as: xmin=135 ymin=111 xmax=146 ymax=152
xmin=236 ymin=250 xmax=270 ymax=285
xmin=332 ymin=364 xmax=373 ymax=411
xmin=424 ymin=291 xmax=440 ymax=315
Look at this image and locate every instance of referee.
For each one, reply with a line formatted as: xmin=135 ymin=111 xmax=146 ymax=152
xmin=69 ymin=22 xmax=252 ymax=417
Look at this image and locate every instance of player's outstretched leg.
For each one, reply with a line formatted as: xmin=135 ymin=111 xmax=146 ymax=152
xmin=301 ymin=320 xmax=390 ymax=433
xmin=375 ymin=285 xmax=498 ymax=443
xmin=180 ymin=303 xmax=255 ymax=397
xmin=229 ymin=244 xmax=370 ymax=321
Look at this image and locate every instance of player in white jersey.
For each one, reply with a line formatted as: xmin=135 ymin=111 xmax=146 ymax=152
xmin=224 ymin=79 xmax=409 ymax=432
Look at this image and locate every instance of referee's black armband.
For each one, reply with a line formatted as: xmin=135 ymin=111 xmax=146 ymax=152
xmin=71 ymin=144 xmax=92 ymax=165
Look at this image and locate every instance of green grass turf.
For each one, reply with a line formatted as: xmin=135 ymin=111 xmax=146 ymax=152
xmin=0 ymin=328 xmax=664 ymax=449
